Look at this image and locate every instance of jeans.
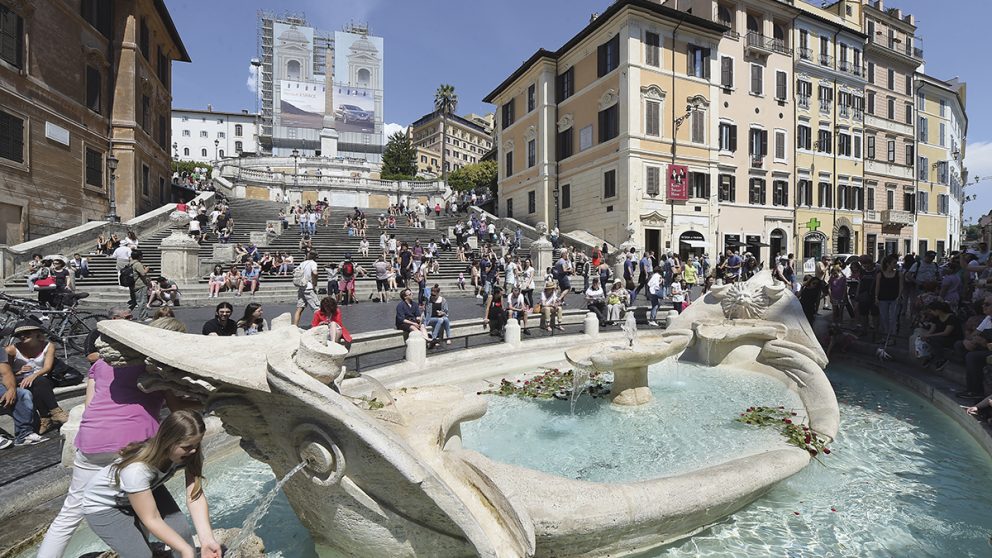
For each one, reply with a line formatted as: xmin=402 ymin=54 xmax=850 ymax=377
xmin=878 ymin=299 xmax=900 ymax=337
xmin=648 ymin=293 xmax=660 ymax=321
xmin=132 ymin=285 xmax=149 ymax=321
xmin=0 ymin=385 xmax=34 ymax=442
xmin=427 ymin=316 xmax=451 ymax=340
xmin=587 ymin=301 xmax=607 ymax=326
xmin=37 ymin=451 xmax=118 ymax=558
xmin=964 ymin=349 xmax=992 ymax=393
xmin=85 ymin=486 xmax=193 ymax=558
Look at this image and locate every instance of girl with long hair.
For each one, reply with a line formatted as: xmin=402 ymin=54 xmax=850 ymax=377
xmin=82 ymin=410 xmax=221 ymax=558
xmin=208 ymin=265 xmax=225 ymax=298
xmin=236 ymin=303 xmax=267 ymax=335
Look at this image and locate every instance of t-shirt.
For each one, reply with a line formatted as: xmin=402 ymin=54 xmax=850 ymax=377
xmin=76 ymin=361 xmax=164 ymax=454
xmin=297 ymin=259 xmax=318 ymax=290
xmin=726 ymin=255 xmax=742 ymax=277
xmin=374 ymin=261 xmax=390 ymax=280
xmin=202 ymin=317 xmax=237 ymax=336
xmin=83 ymin=460 xmax=181 ymax=514
xmin=111 ymin=246 xmax=131 ymax=263
xmin=909 ymin=261 xmax=939 ymax=284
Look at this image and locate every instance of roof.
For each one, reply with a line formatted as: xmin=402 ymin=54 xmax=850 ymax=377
xmin=410 ymin=110 xmax=492 ymax=136
xmin=172 ymin=108 xmax=259 ymax=118
xmin=483 ymin=0 xmax=727 ymax=103
xmin=153 ymin=0 xmax=191 ymax=63
xmin=916 ymin=73 xmax=968 ymax=130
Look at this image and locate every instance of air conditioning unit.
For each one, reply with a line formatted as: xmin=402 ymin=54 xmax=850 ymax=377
xmin=752 ymin=158 xmax=764 ymax=168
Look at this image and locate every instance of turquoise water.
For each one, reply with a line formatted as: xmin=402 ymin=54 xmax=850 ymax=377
xmin=32 ymin=363 xmax=992 ymax=557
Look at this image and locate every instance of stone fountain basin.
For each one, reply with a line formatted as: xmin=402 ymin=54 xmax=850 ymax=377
xmin=564 ymin=343 xmax=673 ymax=371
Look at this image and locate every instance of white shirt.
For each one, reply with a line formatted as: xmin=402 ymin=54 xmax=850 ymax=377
xmin=111 ymin=246 xmax=132 ymax=262
xmin=978 ymin=315 xmax=992 ymax=333
xmin=83 ymin=461 xmax=179 ymax=514
xmin=647 ymin=273 xmax=662 ymax=295
xmin=540 ymin=290 xmax=560 ymax=306
xmin=298 ymin=259 xmax=318 ymax=290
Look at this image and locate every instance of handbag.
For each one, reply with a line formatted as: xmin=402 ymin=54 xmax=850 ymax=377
xmin=33 ymin=277 xmax=56 ymax=289
xmin=49 ymin=358 xmax=84 ymax=387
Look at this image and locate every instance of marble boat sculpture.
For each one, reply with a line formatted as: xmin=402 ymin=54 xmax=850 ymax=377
xmin=95 ymin=270 xmax=839 ymax=557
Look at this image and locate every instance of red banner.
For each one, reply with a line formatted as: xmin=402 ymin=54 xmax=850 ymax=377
xmin=667 ymin=164 xmax=688 ymax=201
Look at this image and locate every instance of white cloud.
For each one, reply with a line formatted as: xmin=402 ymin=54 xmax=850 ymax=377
xmin=384 ymin=122 xmax=406 ymax=138
xmin=963 ymin=140 xmax=992 ymax=223
xmin=246 ymin=63 xmax=260 ymax=98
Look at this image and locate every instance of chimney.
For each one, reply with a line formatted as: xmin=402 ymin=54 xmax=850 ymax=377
xmin=589 ymin=12 xmax=599 ymax=23
xmin=207 ymin=104 xmax=213 ymax=112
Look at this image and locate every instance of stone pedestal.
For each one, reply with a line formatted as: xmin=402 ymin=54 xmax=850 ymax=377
xmin=320 ymin=127 xmax=340 ymax=158
xmin=467 ymin=236 xmax=478 ymax=250
xmin=212 ymin=243 xmax=236 ymax=263
xmin=250 ymin=231 xmax=269 ymax=247
xmin=266 ymin=219 xmax=284 ymax=235
xmin=425 ymin=219 xmax=436 ymax=230
xmin=583 ymin=312 xmax=599 ymax=337
xmin=159 ymin=230 xmax=202 ymax=282
xmin=504 ymin=318 xmax=521 ymax=348
xmin=405 ymin=335 xmax=426 ymax=367
xmin=611 ymin=367 xmax=653 ymax=406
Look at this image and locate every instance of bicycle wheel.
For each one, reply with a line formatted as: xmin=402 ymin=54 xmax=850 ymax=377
xmin=65 ymin=313 xmax=106 ymax=356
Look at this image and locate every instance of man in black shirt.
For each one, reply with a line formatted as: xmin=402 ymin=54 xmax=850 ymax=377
xmin=202 ymin=302 xmax=237 ymax=336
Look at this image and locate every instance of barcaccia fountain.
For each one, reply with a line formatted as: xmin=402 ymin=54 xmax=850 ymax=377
xmin=94 ymin=270 xmax=839 ymax=557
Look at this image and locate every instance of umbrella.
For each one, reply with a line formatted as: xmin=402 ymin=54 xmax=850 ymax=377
xmin=43 ymin=254 xmax=67 ymax=263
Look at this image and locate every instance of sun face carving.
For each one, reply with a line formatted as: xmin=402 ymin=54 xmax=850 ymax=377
xmin=712 ymin=281 xmax=785 ymax=320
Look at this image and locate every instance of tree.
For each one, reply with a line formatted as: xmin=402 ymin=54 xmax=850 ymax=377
xmin=381 ymin=131 xmax=418 ymax=180
xmin=448 ymin=160 xmax=497 ymax=194
xmin=434 ymin=84 xmax=458 ymax=184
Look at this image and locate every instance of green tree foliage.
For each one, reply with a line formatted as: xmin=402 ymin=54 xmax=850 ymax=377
xmin=381 ymin=131 xmax=418 ymax=180
xmin=448 ymin=160 xmax=497 ymax=194
xmin=171 ymin=160 xmax=212 ymax=176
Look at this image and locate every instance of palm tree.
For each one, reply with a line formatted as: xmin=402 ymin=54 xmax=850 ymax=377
xmin=434 ymin=84 xmax=458 ymax=184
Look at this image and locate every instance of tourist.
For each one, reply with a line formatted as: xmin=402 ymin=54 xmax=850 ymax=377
xmin=855 ymin=255 xmax=878 ymax=336
xmin=339 ymin=256 xmax=358 ymax=305
xmin=671 ymin=276 xmax=686 ymax=315
xmin=126 ymin=250 xmax=152 ymax=322
xmin=483 ymin=285 xmax=508 ymax=338
xmin=359 ymin=237 xmax=370 ymax=258
xmin=312 ymin=297 xmax=352 ymax=347
xmin=540 ymin=281 xmax=565 ymax=332
xmin=202 ymin=302 xmax=237 ymax=337
xmin=919 ymin=300 xmax=963 ymax=371
xmin=37 ymin=318 xmax=192 ymax=558
xmin=5 ymin=321 xmax=67 ymax=434
xmin=585 ymin=277 xmax=608 ymax=326
xmin=277 ymin=252 xmax=294 ymax=276
xmin=956 ymin=296 xmax=992 ymax=400
xmin=152 ymin=306 xmax=175 ymax=320
xmin=799 ymin=275 xmax=824 ymax=326
xmin=425 ymin=285 xmax=452 ymax=345
xmin=724 ymin=249 xmax=742 ymax=283
xmin=232 ymin=302 xmax=266 ymax=336
xmin=259 ymin=252 xmax=275 ymax=275
xmin=80 ymin=410 xmax=222 ymax=558
xmin=224 ymin=264 xmax=243 ymax=295
xmin=939 ymin=259 xmax=963 ymax=310
xmin=120 ymin=230 xmax=139 ymax=250
xmin=682 ymin=260 xmax=698 ymax=301
xmin=607 ymin=280 xmax=629 ymax=324
xmin=111 ymin=242 xmax=132 ymax=286
xmin=69 ymin=253 xmax=90 ymax=279
xmin=299 ymin=234 xmax=313 ymax=255
xmin=373 ymin=255 xmax=390 ymax=303
xmin=554 ymin=249 xmax=573 ymax=294
xmin=239 ymin=261 xmax=261 ymax=297
xmin=293 ymin=251 xmax=320 ymax=326
xmin=0 ymin=341 xmax=42 ymax=448
xmin=156 ymin=275 xmax=181 ymax=306
xmin=633 ymin=250 xmax=653 ymax=302
xmin=875 ymin=254 xmax=903 ymax=343
xmin=508 ymin=285 xmax=531 ymax=335
xmin=828 ymin=265 xmax=848 ymax=325
xmin=395 ymin=288 xmax=430 ymax=339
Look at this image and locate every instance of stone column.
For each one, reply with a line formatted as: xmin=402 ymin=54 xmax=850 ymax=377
xmin=405 ymin=335 xmax=426 ymax=368
xmin=583 ymin=312 xmax=599 ymax=337
xmin=159 ymin=229 xmax=201 ymax=283
xmin=504 ymin=318 xmax=521 ymax=348
xmin=531 ymin=221 xmax=554 ymax=280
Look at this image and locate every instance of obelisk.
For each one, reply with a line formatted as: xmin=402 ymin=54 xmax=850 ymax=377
xmin=319 ymin=45 xmax=339 ymax=158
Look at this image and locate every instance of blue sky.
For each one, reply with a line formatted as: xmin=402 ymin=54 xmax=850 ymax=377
xmin=168 ymin=0 xmax=990 ymax=222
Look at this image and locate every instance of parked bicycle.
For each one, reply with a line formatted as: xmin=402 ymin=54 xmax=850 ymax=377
xmin=0 ymin=291 xmax=104 ymax=357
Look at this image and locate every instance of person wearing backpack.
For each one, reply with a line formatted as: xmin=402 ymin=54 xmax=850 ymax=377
xmin=292 ymin=251 xmax=320 ymax=326
xmin=339 ymin=256 xmax=357 ymax=305
xmin=125 ymin=250 xmax=152 ymax=322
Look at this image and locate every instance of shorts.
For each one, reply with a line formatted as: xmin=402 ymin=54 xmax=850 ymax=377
xmin=857 ymin=298 xmax=878 ymax=316
xmin=339 ymin=278 xmax=355 ymax=292
xmin=376 ymin=279 xmax=388 ymax=291
xmin=297 ymin=287 xmax=320 ymax=309
xmin=326 ymin=281 xmax=340 ymax=294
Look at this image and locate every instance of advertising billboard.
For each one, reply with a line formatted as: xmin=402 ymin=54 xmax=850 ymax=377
xmin=667 ymin=165 xmax=689 ymax=201
xmin=279 ymin=80 xmax=325 ymax=129
xmin=332 ymin=85 xmax=375 ymax=132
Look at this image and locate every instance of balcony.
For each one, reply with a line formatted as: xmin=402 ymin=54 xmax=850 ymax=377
xmin=838 ymin=60 xmax=865 ymax=78
xmin=798 ymin=95 xmax=811 ymax=110
xmin=719 ymin=20 xmax=739 ymax=39
xmin=881 ymin=209 xmax=914 ymax=227
xmin=818 ymin=53 xmax=834 ymax=68
xmin=745 ymin=32 xmax=790 ymax=56
xmin=750 ymin=156 xmax=764 ymax=169
xmin=799 ymin=47 xmax=813 ymax=61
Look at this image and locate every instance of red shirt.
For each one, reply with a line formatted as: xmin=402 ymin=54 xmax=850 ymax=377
xmin=311 ymin=309 xmax=352 ymax=343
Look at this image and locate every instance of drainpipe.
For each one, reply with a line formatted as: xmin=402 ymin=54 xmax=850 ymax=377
xmin=831 ymin=28 xmax=841 ymax=255
xmin=670 ymin=15 xmax=685 ymax=254
xmin=790 ymin=11 xmax=801 ymax=261
xmin=554 ymin=57 xmax=560 ymax=231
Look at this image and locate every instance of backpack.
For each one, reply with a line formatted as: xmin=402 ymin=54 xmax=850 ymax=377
xmin=342 ymin=261 xmax=355 ymax=277
xmin=119 ymin=264 xmax=136 ymax=288
xmin=292 ymin=263 xmax=308 ymax=287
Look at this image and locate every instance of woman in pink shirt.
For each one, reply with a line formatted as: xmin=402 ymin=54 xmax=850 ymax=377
xmin=37 ymin=318 xmax=197 ymax=558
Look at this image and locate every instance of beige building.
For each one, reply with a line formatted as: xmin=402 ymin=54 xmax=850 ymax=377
xmin=0 ymin=0 xmax=189 ymax=243
xmin=484 ymin=0 xmax=727 ymax=257
xmin=408 ymin=111 xmax=494 ymax=177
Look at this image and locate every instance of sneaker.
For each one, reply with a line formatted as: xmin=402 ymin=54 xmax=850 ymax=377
xmin=476 ymin=294 xmax=483 ymax=299
xmin=648 ymin=321 xmax=659 ymax=327
xmin=14 ymin=433 xmax=46 ymax=446
xmin=0 ymin=434 xmax=12 ymax=450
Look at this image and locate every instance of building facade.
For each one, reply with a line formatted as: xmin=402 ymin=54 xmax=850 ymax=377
xmin=409 ymin=111 xmax=494 ymax=177
xmin=172 ymin=107 xmax=259 ymax=163
xmin=0 ymin=0 xmax=188 ymax=243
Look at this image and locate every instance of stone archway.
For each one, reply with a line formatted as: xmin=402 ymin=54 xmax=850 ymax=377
xmin=832 ymin=216 xmax=854 ymax=254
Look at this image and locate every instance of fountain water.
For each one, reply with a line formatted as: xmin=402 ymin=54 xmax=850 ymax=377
xmin=224 ymin=460 xmax=308 ymax=556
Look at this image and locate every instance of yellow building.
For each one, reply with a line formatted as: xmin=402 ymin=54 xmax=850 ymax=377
xmin=484 ymin=0 xmax=727 ymax=256
xmin=408 ymin=111 xmax=493 ymax=177
xmin=915 ymin=74 xmax=967 ymax=256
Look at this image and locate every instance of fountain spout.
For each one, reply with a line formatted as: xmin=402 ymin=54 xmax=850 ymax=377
xmin=622 ymin=312 xmax=638 ymax=348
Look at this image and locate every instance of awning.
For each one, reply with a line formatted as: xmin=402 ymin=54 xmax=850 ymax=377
xmin=681 ymin=240 xmax=709 ymax=248
xmin=748 ymin=241 xmax=771 ymax=247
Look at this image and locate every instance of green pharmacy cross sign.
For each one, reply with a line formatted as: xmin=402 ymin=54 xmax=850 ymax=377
xmin=806 ymin=218 xmax=821 ymax=231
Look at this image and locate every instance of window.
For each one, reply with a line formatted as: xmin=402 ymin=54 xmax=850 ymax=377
xmin=691 ymin=110 xmax=705 ymax=143
xmin=689 ymin=172 xmax=710 ymax=199
xmin=84 ymin=148 xmax=102 ymax=188
xmin=158 ymin=115 xmax=166 ymax=147
xmin=818 ymin=85 xmax=833 ymax=111
xmin=772 ymin=180 xmax=788 ymax=207
xmin=139 ymin=18 xmax=149 ymax=60
xmin=598 ymin=104 xmax=619 ymax=143
xmin=750 ymin=64 xmax=763 ymax=95
xmin=939 ymin=99 xmax=947 ymax=117
xmin=867 ymin=186 xmax=875 ymax=210
xmin=905 ymin=103 xmax=913 ymax=125
xmin=938 ymin=193 xmax=949 ymax=214
xmin=918 ymin=116 xmax=928 ymax=143
xmin=562 ymin=184 xmax=571 ymax=208
xmin=939 ymin=122 xmax=946 ymax=147
xmin=867 ymin=135 xmax=876 ymax=159
xmin=819 ymin=36 xmax=829 ymax=65
xmin=646 ymin=166 xmax=661 ymax=196
xmin=867 ymin=62 xmax=874 ymax=83
xmin=904 ymin=192 xmax=916 ymax=213
xmin=854 ymin=134 xmax=862 ymax=158
xmin=556 ymin=67 xmax=574 ymax=102
xmin=886 ymin=139 xmax=895 ymax=162
xmin=157 ymin=50 xmax=169 ymax=88
xmin=838 ymin=132 xmax=851 ymax=157
xmin=81 ymin=0 xmax=113 ymax=38
xmin=719 ymin=122 xmax=737 ymax=152
xmin=937 ymin=161 xmax=948 ymax=184
xmin=141 ymin=96 xmax=151 ymax=131
xmin=797 ymin=179 xmax=813 ymax=206
xmin=687 ymin=45 xmax=710 ymax=79
xmin=775 ymin=71 xmax=787 ymax=101
xmin=501 ymin=99 xmax=515 ymax=130
xmin=645 ymin=100 xmax=661 ymax=136
xmin=505 ymin=151 xmax=513 ymax=177
xmin=182 ymin=129 xmax=190 ymax=137
xmin=183 ymin=147 xmax=189 ymax=156
xmin=86 ymin=66 xmax=102 ymax=114
xmin=867 ymin=91 xmax=875 ymax=115
xmin=905 ymin=144 xmax=914 ymax=167
xmin=817 ymin=129 xmax=832 ymax=153
xmin=918 ymin=90 xmax=926 ymax=108
xmin=886 ymin=189 xmax=894 ymax=210
xmin=218 ymin=149 xmax=224 ymax=158
xmin=818 ymin=182 xmax=832 ymax=208
xmin=905 ymin=75 xmax=912 ymax=95
xmin=918 ymin=155 xmax=928 ymax=181
xmin=556 ymin=128 xmax=573 ymax=160
xmin=797 ymin=123 xmax=812 ymax=150
xmin=604 ymin=169 xmax=617 ymax=199
xmin=527 ymin=84 xmax=536 ymax=112
xmin=0 ymin=110 xmax=25 ymax=163
xmin=887 ymin=68 xmax=894 ymax=90
xmin=217 ymin=131 xmax=225 ymax=139
xmin=598 ymin=34 xmax=620 ymax=77
xmin=837 ymin=185 xmax=848 ymax=209
xmin=720 ymin=56 xmax=733 ymax=88
xmin=235 ymin=141 xmax=243 ymax=153
xmin=797 ymin=79 xmax=812 ymax=108
xmin=887 ymin=97 xmax=895 ymax=120
xmin=718 ymin=5 xmax=733 ymax=27
xmin=200 ymin=131 xmax=208 ymax=138
xmin=718 ymin=174 xmax=735 ymax=202
xmin=235 ymin=124 xmax=243 ymax=137
xmin=141 ymin=164 xmax=149 ymax=196
xmin=775 ymin=130 xmax=786 ymax=160
xmin=201 ymin=148 xmax=207 ymax=157
xmin=527 ymin=191 xmax=536 ymax=214
xmin=506 ymin=198 xmax=513 ymax=219
xmin=749 ymin=178 xmax=766 ymax=205
xmin=527 ymin=139 xmax=536 ymax=168
xmin=645 ymin=31 xmax=660 ymax=67
xmin=917 ymin=191 xmax=928 ymax=213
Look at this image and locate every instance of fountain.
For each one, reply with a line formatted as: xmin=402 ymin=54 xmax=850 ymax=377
xmin=91 ymin=270 xmax=840 ymax=557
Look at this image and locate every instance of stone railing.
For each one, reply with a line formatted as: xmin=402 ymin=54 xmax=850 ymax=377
xmin=0 ymin=191 xmax=215 ymax=283
xmin=220 ymin=164 xmax=445 ymax=194
xmin=468 ymin=206 xmax=611 ymax=256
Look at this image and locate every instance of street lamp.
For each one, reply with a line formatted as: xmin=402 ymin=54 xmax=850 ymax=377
xmin=172 ymin=141 xmax=178 ymax=159
xmin=251 ymin=57 xmax=262 ymax=154
xmin=106 ymin=154 xmax=119 ymax=223
xmin=214 ymin=139 xmax=219 ymax=162
xmin=291 ymin=148 xmax=300 ymax=189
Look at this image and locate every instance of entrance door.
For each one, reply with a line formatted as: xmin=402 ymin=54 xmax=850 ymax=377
xmin=678 ymin=231 xmax=705 ymax=260
xmin=769 ymin=229 xmax=786 ymax=262
xmin=836 ymin=226 xmax=851 ymax=254
xmin=883 ymin=239 xmax=898 ymax=259
xmin=803 ymin=234 xmax=824 ymax=260
xmin=866 ymin=234 xmax=877 ymax=261
xmin=645 ymin=228 xmax=661 ymax=258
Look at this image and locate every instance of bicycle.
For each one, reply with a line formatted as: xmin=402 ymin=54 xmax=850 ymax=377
xmin=0 ymin=291 xmax=105 ymax=357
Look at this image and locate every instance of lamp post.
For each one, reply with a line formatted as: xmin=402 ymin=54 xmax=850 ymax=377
xmin=172 ymin=141 xmax=178 ymax=159
xmin=292 ymin=148 xmax=300 ymax=189
xmin=214 ymin=139 xmax=219 ymax=162
xmin=106 ymin=154 xmax=119 ymax=223
xmin=251 ymin=57 xmax=262 ymax=155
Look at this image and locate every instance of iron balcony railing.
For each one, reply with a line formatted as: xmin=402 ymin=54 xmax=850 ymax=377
xmin=745 ymin=32 xmax=791 ymax=55
xmin=799 ymin=47 xmax=813 ymax=61
xmin=798 ymin=95 xmax=811 ymax=109
xmin=818 ymin=53 xmax=834 ymax=67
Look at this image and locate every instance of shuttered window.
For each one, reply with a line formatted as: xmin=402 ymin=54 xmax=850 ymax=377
xmin=85 ymin=148 xmax=103 ymax=188
xmin=691 ymin=110 xmax=705 ymax=143
xmin=775 ymin=71 xmax=787 ymax=100
xmin=645 ymin=100 xmax=660 ymax=136
xmin=0 ymin=110 xmax=24 ymax=163
xmin=646 ymin=166 xmax=660 ymax=196
xmin=645 ymin=32 xmax=660 ymax=67
xmin=0 ymin=6 xmax=22 ymax=68
xmin=720 ymin=56 xmax=733 ymax=88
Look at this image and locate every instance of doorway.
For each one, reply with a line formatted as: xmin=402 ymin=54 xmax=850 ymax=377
xmin=803 ymin=232 xmax=825 ymax=260
xmin=678 ymin=231 xmax=706 ymax=261
xmin=645 ymin=228 xmax=661 ymax=258
xmin=770 ymin=229 xmax=786 ymax=262
xmin=836 ymin=226 xmax=851 ymax=254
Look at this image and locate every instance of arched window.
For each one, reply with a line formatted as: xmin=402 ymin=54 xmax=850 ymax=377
xmin=773 ymin=22 xmax=785 ymax=41
xmin=219 ymin=149 xmax=224 ymax=158
xmin=235 ymin=124 xmax=243 ymax=136
xmin=718 ymin=5 xmax=732 ymax=26
xmin=747 ymin=14 xmax=760 ymax=33
xmin=287 ymin=60 xmax=301 ymax=80
xmin=235 ymin=141 xmax=243 ymax=153
xmin=357 ymin=68 xmax=371 ymax=86
xmin=183 ymin=147 xmax=189 ymax=156
xmin=201 ymin=148 xmax=207 ymax=157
